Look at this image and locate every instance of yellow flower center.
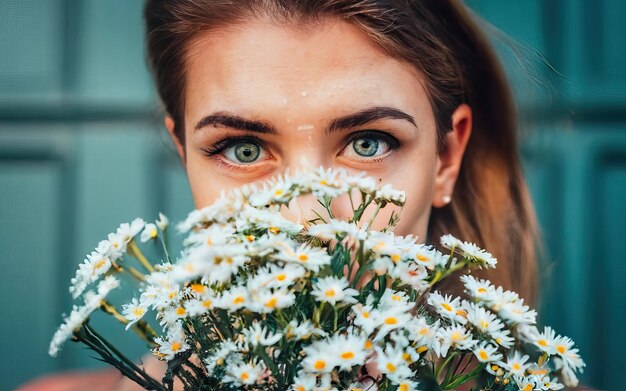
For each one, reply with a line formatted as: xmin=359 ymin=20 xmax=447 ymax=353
xmin=269 ymin=226 xmax=280 ymax=235
xmin=132 ymin=307 xmax=145 ymax=317
xmin=385 ymin=317 xmax=398 ymax=325
xmin=298 ymin=254 xmax=309 ymax=262
xmin=325 ymin=289 xmax=336 ymax=297
xmin=241 ymin=372 xmax=249 ymax=381
xmin=451 ymin=331 xmax=464 ymax=342
xmin=391 ymin=254 xmax=401 ymax=262
xmin=276 ymin=273 xmax=287 ymax=281
xmin=416 ymin=254 xmax=428 ymax=262
xmin=557 ymin=345 xmax=566 ymax=354
xmin=171 ymin=342 xmax=181 ymax=352
xmin=479 ymin=350 xmax=489 ymax=360
xmin=191 ymin=284 xmax=205 ymax=294
xmin=94 ymin=259 xmax=107 ymax=269
xmin=537 ymin=339 xmax=548 ymax=347
xmin=512 ymin=363 xmax=521 ymax=371
xmin=362 ymin=311 xmax=370 ymax=318
xmin=202 ymin=300 xmax=212 ymax=308
xmin=314 ymin=360 xmax=326 ymax=370
xmin=386 ymin=363 xmax=396 ymax=373
xmin=176 ymin=307 xmax=186 ymax=316
xmin=340 ymin=352 xmax=355 ymax=360
xmin=265 ymin=298 xmax=278 ymax=308
xmin=478 ymin=287 xmax=487 ymax=293
xmin=417 ymin=346 xmax=428 ymax=353
xmin=399 ymin=385 xmax=409 ymax=391
xmin=246 ymin=235 xmax=255 ymax=242
xmin=233 ymin=296 xmax=245 ymax=305
xmin=441 ymin=303 xmax=452 ymax=312
xmin=150 ymin=229 xmax=157 ymax=238
xmin=364 ymin=340 xmax=373 ymax=349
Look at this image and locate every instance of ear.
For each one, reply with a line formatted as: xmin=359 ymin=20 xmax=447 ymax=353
xmin=165 ymin=115 xmax=186 ymax=165
xmin=432 ymin=104 xmax=472 ymax=208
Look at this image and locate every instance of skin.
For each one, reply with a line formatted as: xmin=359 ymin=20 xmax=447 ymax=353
xmin=20 ymin=18 xmax=473 ymax=391
xmin=167 ymin=18 xmax=472 ymax=241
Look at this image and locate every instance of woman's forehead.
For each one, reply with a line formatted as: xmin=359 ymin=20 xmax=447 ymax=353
xmin=182 ymin=19 xmax=429 ymax=120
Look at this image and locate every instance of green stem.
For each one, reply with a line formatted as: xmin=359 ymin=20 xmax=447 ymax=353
xmin=128 ymin=240 xmax=155 ymax=273
xmin=435 ymin=352 xmax=458 ymax=382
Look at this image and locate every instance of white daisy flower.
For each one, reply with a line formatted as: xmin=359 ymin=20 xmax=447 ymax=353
xmin=552 ymin=335 xmax=585 ymax=371
xmin=326 ymin=334 xmax=367 ymax=372
xmin=502 ymin=350 xmax=531 ymax=377
xmin=406 ymin=317 xmax=440 ymax=351
xmin=250 ymin=264 xmax=306 ymax=290
xmin=460 ymin=275 xmax=497 ymax=302
xmin=457 ymin=241 xmax=497 ymax=267
xmin=302 ymin=341 xmax=338 ymax=373
xmin=249 ymin=289 xmax=296 ymax=313
xmin=391 ymin=262 xmax=428 ymax=291
xmin=536 ymin=375 xmax=565 ymax=390
xmin=223 ymin=358 xmax=267 ymax=386
xmin=440 ymin=234 xmax=463 ymax=250
xmin=140 ymin=223 xmax=159 ymax=243
xmin=374 ymin=308 xmax=413 ymax=342
xmin=242 ymin=320 xmax=283 ymax=348
xmin=512 ymin=375 xmax=538 ymax=391
xmin=184 ymin=298 xmax=214 ymax=317
xmin=216 ymin=285 xmax=250 ymax=311
xmin=407 ymin=245 xmax=447 ymax=270
xmin=491 ymin=328 xmax=515 ymax=349
xmin=472 ymin=342 xmax=503 ymax=363
xmin=433 ymin=325 xmax=477 ymax=358
xmin=285 ymin=320 xmax=327 ymax=341
xmin=352 ymin=303 xmax=379 ymax=335
xmin=306 ymin=220 xmax=363 ymax=241
xmin=122 ymin=297 xmax=148 ymax=330
xmin=427 ymin=291 xmax=468 ymax=325
xmin=498 ymin=298 xmax=537 ymax=326
xmin=374 ymin=183 xmax=406 ymax=206
xmin=69 ymin=250 xmax=113 ymax=298
xmin=533 ymin=326 xmax=557 ymax=354
xmin=311 ymin=276 xmax=358 ymax=306
xmin=155 ymin=323 xmax=190 ymax=361
xmin=116 ymin=217 xmax=146 ymax=244
xmin=290 ymin=370 xmax=318 ymax=391
xmin=48 ymin=276 xmax=117 ymax=358
xmin=374 ymin=345 xmax=415 ymax=384
xmin=49 ymin=305 xmax=89 ymax=357
xmin=273 ymin=243 xmax=332 ymax=272
xmin=156 ymin=212 xmax=169 ymax=231
xmin=465 ymin=302 xmax=506 ymax=337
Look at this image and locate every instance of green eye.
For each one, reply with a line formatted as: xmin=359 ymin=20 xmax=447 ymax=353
xmin=352 ymin=138 xmax=379 ymax=157
xmin=231 ymin=142 xmax=260 ymax=163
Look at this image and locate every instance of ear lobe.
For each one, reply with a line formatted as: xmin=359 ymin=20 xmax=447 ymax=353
xmin=165 ymin=116 xmax=186 ymax=165
xmin=432 ymin=104 xmax=472 ymax=208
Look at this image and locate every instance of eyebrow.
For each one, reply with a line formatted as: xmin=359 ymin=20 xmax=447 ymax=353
xmin=194 ymin=106 xmax=417 ymax=135
xmin=328 ymin=106 xmax=417 ymax=134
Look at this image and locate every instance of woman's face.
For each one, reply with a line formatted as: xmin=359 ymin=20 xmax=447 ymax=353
xmin=167 ymin=18 xmax=471 ymax=242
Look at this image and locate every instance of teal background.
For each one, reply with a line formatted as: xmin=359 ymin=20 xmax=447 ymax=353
xmin=0 ymin=1 xmax=624 ymax=389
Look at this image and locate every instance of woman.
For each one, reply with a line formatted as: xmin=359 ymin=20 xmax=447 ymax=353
xmin=23 ymin=0 xmax=546 ymax=389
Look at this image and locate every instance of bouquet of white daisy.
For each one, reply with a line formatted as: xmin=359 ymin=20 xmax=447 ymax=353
xmin=49 ymin=167 xmax=585 ymax=391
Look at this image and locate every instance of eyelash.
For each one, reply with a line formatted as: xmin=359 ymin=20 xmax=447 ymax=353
xmin=200 ymin=130 xmax=401 ymax=168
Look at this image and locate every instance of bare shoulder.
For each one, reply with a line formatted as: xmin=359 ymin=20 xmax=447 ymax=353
xmin=17 ymin=369 xmax=121 ymax=391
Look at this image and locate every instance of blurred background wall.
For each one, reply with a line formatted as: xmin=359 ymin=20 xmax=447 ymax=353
xmin=0 ymin=1 xmax=624 ymax=389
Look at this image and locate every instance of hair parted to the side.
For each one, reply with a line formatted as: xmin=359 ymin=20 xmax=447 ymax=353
xmin=144 ymin=0 xmax=540 ymax=305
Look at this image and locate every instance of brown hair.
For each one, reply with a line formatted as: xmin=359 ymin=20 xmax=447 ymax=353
xmin=144 ymin=0 xmax=540 ymax=304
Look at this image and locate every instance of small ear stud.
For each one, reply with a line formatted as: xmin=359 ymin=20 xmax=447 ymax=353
xmin=442 ymin=195 xmax=452 ymax=205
